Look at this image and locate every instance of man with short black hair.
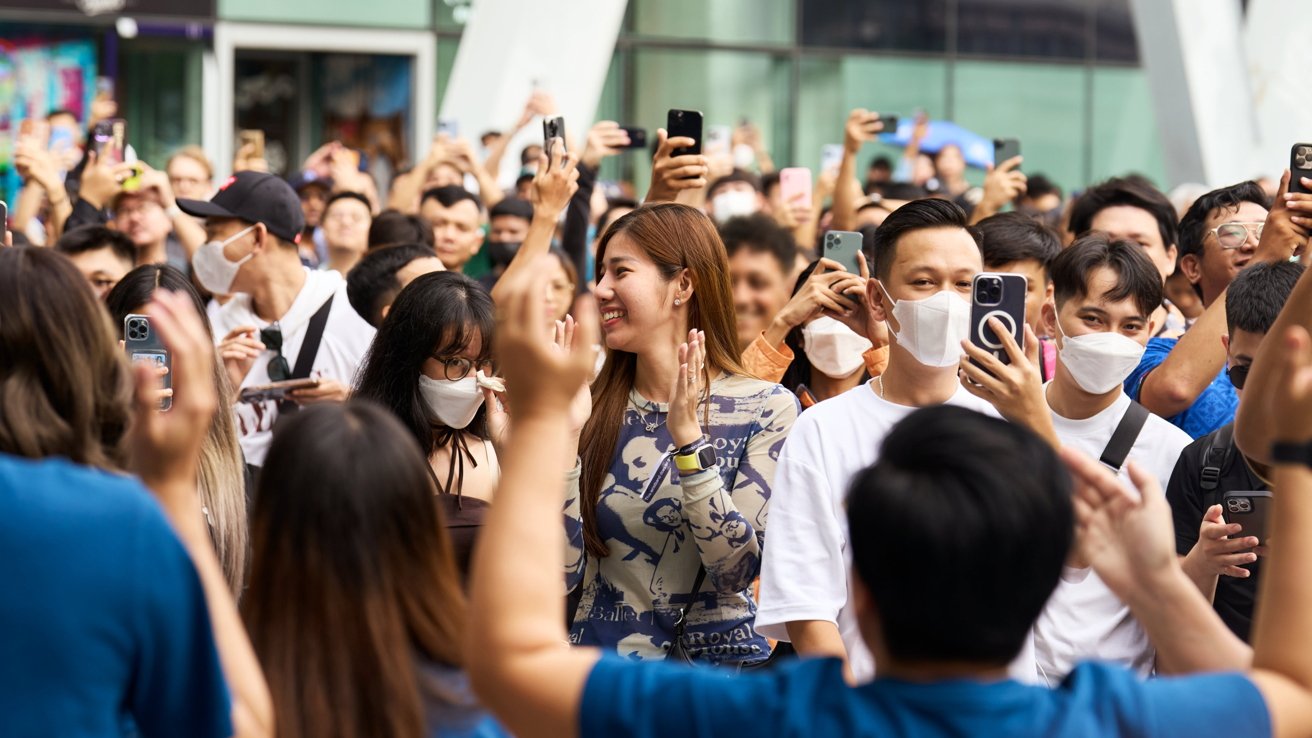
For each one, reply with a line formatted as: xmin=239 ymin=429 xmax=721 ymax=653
xmin=977 ymin=212 xmax=1063 ymax=379
xmin=178 ymin=171 xmax=375 ymax=468
xmin=319 ymin=191 xmax=373 ymax=276
xmin=420 ymin=185 xmax=485 ymax=272
xmin=1167 ymin=260 xmax=1306 ymax=643
xmin=482 ymin=197 xmax=535 ymax=288
xmin=1126 ymin=181 xmax=1295 ymax=438
xmin=54 ymin=225 xmax=135 ymax=299
xmin=367 ymin=210 xmax=435 ymax=251
xmin=705 ymin=169 xmax=764 ymax=224
xmin=345 ymin=242 xmax=446 ymax=328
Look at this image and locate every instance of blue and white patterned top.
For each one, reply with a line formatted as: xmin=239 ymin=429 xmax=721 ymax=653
xmin=565 ymin=374 xmax=798 ymax=664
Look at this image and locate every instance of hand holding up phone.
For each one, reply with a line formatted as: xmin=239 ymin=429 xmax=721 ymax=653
xmin=581 ymin=121 xmax=631 ymax=170
xmin=533 ymin=141 xmax=580 ymax=217
xmin=958 ymin=318 xmax=1053 ymax=447
xmin=646 ymin=129 xmax=709 ymax=204
xmin=843 ymin=109 xmax=887 ymax=155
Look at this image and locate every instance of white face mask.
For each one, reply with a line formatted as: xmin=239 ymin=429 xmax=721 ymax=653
xmin=711 ymin=189 xmax=758 ymax=224
xmin=193 ymin=224 xmax=257 ymax=295
xmin=417 ymin=373 xmax=486 ymax=430
xmin=1055 ymin=320 xmax=1146 ymax=395
xmin=802 ymin=316 xmax=872 ymax=378
xmin=880 ymin=284 xmax=971 ymax=368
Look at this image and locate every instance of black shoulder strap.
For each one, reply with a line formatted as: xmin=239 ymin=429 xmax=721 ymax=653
xmin=277 ymin=294 xmax=334 ymax=415
xmin=1100 ymin=400 xmax=1150 ymax=471
xmin=1200 ymin=423 xmax=1238 ymax=510
xmin=672 ymin=565 xmax=708 ymax=640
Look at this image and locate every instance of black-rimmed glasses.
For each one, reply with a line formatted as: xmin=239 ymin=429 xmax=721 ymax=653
xmin=431 ymin=355 xmax=494 ymax=381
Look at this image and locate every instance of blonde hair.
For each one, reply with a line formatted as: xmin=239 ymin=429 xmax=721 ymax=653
xmin=167 ymin=145 xmax=214 ymax=180
xmin=201 ymin=358 xmax=249 ymax=594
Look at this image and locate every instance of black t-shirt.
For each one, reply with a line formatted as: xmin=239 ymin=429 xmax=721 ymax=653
xmin=1165 ymin=423 xmax=1267 ymax=642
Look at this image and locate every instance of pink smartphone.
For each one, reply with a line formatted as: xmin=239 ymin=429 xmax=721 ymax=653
xmin=779 ymin=167 xmax=813 ymax=207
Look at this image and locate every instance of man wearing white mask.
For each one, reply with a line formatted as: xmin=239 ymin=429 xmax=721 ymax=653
xmin=758 ymin=199 xmax=1043 ymax=682
xmin=178 ymin=171 xmax=376 ymax=469
xmin=1027 ymin=233 xmax=1191 ymax=683
xmin=705 ymin=170 xmax=765 ymax=225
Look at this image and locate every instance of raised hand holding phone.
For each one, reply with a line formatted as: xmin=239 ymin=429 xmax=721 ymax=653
xmin=645 ymin=128 xmax=709 ymax=204
xmin=581 ymin=121 xmax=631 ymax=170
xmin=533 ymin=140 xmax=580 ymax=217
xmin=958 ymin=320 xmax=1055 ymax=448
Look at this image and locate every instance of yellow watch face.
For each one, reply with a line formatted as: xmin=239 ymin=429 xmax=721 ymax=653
xmin=675 ymin=453 xmax=701 ymax=473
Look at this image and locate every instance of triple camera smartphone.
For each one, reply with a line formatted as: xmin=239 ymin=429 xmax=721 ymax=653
xmin=123 ymin=314 xmax=172 ymax=411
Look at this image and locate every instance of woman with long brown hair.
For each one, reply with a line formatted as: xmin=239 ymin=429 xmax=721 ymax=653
xmin=566 ymin=203 xmax=798 ymax=665
xmin=242 ymin=400 xmax=505 ymax=738
xmin=106 ymin=264 xmax=249 ymax=595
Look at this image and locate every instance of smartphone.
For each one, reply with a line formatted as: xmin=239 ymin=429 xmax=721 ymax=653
xmin=877 ymin=113 xmax=900 ymax=134
xmin=238 ymin=129 xmax=265 ymax=159
xmin=821 ymin=230 xmax=863 ymax=275
xmin=48 ymin=125 xmax=75 ymax=154
xmin=1290 ymin=143 xmax=1312 ymax=195
xmin=1223 ymin=490 xmax=1273 ymax=546
xmin=779 ymin=167 xmax=813 ymax=208
xmin=620 ymin=126 xmax=648 ymax=150
xmin=970 ymin=273 xmax=1028 ymax=367
xmin=124 ymin=314 xmax=172 ymax=411
xmin=239 ymin=377 xmax=320 ymax=404
xmin=95 ymin=75 xmax=115 ymax=100
xmin=92 ymin=118 xmax=126 ymax=165
xmin=667 ymin=109 xmax=704 ymax=157
xmin=437 ymin=118 xmax=459 ymax=138
xmin=706 ymin=124 xmax=731 ymax=157
xmin=820 ymin=143 xmax=844 ymax=172
xmin=543 ymin=116 xmax=566 ymax=163
xmin=994 ymin=138 xmax=1021 ymax=168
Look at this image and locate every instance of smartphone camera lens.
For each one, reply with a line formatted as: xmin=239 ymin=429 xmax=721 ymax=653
xmin=127 ymin=318 xmax=148 ymax=341
xmin=975 ymin=277 xmax=1003 ymax=305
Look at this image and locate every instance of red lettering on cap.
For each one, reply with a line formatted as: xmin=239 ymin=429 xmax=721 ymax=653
xmin=219 ymin=176 xmax=237 ymax=191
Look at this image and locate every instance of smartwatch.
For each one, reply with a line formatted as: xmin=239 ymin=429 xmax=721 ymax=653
xmin=1271 ymin=440 xmax=1312 ymax=469
xmin=675 ymin=440 xmax=717 ymax=473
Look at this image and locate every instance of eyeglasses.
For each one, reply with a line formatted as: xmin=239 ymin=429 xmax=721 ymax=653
xmin=260 ymin=325 xmax=291 ymax=381
xmin=1208 ymin=222 xmax=1263 ymax=250
xmin=1228 ymin=363 xmax=1250 ymax=390
xmin=431 ymin=354 xmax=494 ymax=381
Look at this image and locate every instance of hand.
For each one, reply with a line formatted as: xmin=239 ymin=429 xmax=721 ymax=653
xmin=958 ymin=322 xmax=1051 ymax=442
xmin=1063 ymin=448 xmax=1179 ymax=600
xmin=136 ymin=165 xmax=178 ymax=210
xmin=979 ymin=156 xmax=1027 ymax=212
xmin=493 ymin=256 xmax=598 ymax=423
xmin=303 ymin=141 xmax=340 ymax=178
xmin=233 ymin=142 xmax=270 ymax=173
xmin=911 ymin=110 xmax=930 ymax=143
xmin=78 ymin=151 xmax=124 ymax=210
xmin=532 ymin=142 xmax=579 ymax=217
xmin=830 ymin=252 xmax=886 ymax=344
xmin=329 ymin=149 xmax=369 ymax=193
xmin=1267 ymin=324 xmax=1312 ymax=444
xmin=555 ymin=316 xmax=594 ymax=436
xmin=516 ymin=90 xmax=557 ymax=128
xmin=771 ymin=258 xmax=862 ymax=333
xmin=446 ymin=137 xmax=481 ymax=175
xmin=126 ymin=290 xmax=219 ymax=497
xmin=815 ymin=167 xmax=838 ymax=200
xmin=217 ymin=326 xmax=264 ymax=392
xmin=289 ymin=378 xmax=350 ymax=405
xmin=646 ymin=129 xmax=708 ymax=203
xmin=1269 ymin=170 xmax=1312 ymax=261
xmin=482 ymin=373 xmax=511 ymax=452
xmin=667 ymin=330 xmax=708 ymax=449
xmin=581 ymin=121 xmax=630 ymax=170
xmin=843 ymin=109 xmax=887 ymax=155
xmin=1184 ymin=504 xmax=1259 ymax=578
xmin=14 ymin=138 xmax=61 ymax=192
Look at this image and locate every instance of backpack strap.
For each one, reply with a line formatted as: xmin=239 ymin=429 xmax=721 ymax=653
xmin=1200 ymin=423 xmax=1238 ymax=509
xmin=277 ymin=294 xmax=334 ymax=415
xmin=1100 ymin=400 xmax=1150 ymax=471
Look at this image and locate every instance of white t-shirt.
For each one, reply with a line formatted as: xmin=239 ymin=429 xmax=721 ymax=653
xmin=1034 ymin=388 xmax=1191 ymax=684
xmin=757 ymin=380 xmax=1032 ymax=683
xmin=212 ymin=268 xmax=375 ymax=466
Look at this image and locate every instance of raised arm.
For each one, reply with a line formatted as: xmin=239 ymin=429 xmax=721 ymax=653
xmin=490 ymin=142 xmax=578 ymax=306
xmin=832 ymin=109 xmax=885 ymax=232
xmin=129 ymin=290 xmax=273 ymax=738
xmin=468 ymin=260 xmax=603 ymax=738
xmin=968 ymin=156 xmax=1025 ymax=226
xmin=1248 ymin=325 xmax=1312 ymax=738
xmin=645 ymin=129 xmax=708 ymax=205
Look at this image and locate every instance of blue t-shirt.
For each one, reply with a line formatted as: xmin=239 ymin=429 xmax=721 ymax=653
xmin=1125 ymin=336 xmax=1238 ymax=439
xmin=581 ymin=654 xmax=1269 ymax=738
xmin=0 ymin=454 xmax=231 ymax=738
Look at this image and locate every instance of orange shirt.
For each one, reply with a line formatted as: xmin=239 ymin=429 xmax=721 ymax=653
xmin=739 ymin=331 xmax=890 ymax=385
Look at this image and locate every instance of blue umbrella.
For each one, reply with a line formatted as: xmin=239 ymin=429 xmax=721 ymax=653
xmin=881 ymin=119 xmax=994 ymax=169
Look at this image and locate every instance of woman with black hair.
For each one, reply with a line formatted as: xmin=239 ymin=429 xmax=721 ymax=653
xmin=780 ymin=260 xmax=879 ymax=410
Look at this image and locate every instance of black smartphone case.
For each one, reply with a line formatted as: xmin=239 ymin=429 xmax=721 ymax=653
xmin=1223 ymin=490 xmax=1273 ymax=545
xmin=970 ymin=273 xmax=1027 ymax=366
xmin=543 ymin=117 xmax=566 ymax=160
xmin=822 ymin=230 xmax=863 ymax=275
xmin=1290 ymin=143 xmax=1312 ymax=195
xmin=124 ymin=314 xmax=173 ymax=411
xmin=993 ymin=138 xmax=1020 ymax=168
xmin=667 ymin=109 xmax=703 ymax=156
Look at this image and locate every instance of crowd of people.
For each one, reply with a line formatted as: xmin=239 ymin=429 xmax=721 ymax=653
xmin=7 ymin=88 xmax=1312 ymax=738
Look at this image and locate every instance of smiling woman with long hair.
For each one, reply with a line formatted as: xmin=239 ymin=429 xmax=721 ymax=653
xmin=566 ymin=203 xmax=798 ymax=665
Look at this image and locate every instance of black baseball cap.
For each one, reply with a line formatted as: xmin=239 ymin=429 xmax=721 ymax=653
xmin=177 ymin=171 xmax=306 ymax=244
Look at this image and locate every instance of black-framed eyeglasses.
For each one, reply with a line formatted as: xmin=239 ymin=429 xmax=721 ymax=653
xmin=260 ymin=325 xmax=291 ymax=381
xmin=431 ymin=354 xmax=494 ymax=382
xmin=1228 ymin=363 xmax=1250 ymax=390
xmin=1208 ymin=222 xmax=1263 ymax=250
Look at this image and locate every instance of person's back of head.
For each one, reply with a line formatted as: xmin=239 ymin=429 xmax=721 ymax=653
xmin=0 ymin=247 xmax=132 ymax=469
xmin=244 ymin=400 xmax=467 ymax=738
xmin=847 ymin=405 xmax=1073 ymax=666
xmin=368 ymin=209 xmax=436 ymax=251
xmin=1226 ymin=260 xmax=1306 ymax=337
xmin=347 ymin=243 xmax=448 ymax=328
xmin=977 ymin=211 xmax=1061 ymax=273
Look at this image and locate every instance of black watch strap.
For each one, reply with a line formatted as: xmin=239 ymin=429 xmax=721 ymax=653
xmin=1271 ymin=440 xmax=1312 ymax=468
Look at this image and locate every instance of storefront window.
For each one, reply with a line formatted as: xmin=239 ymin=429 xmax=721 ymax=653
xmin=800 ymin=0 xmax=948 ymax=53
xmin=957 ymin=0 xmax=1087 ymax=61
